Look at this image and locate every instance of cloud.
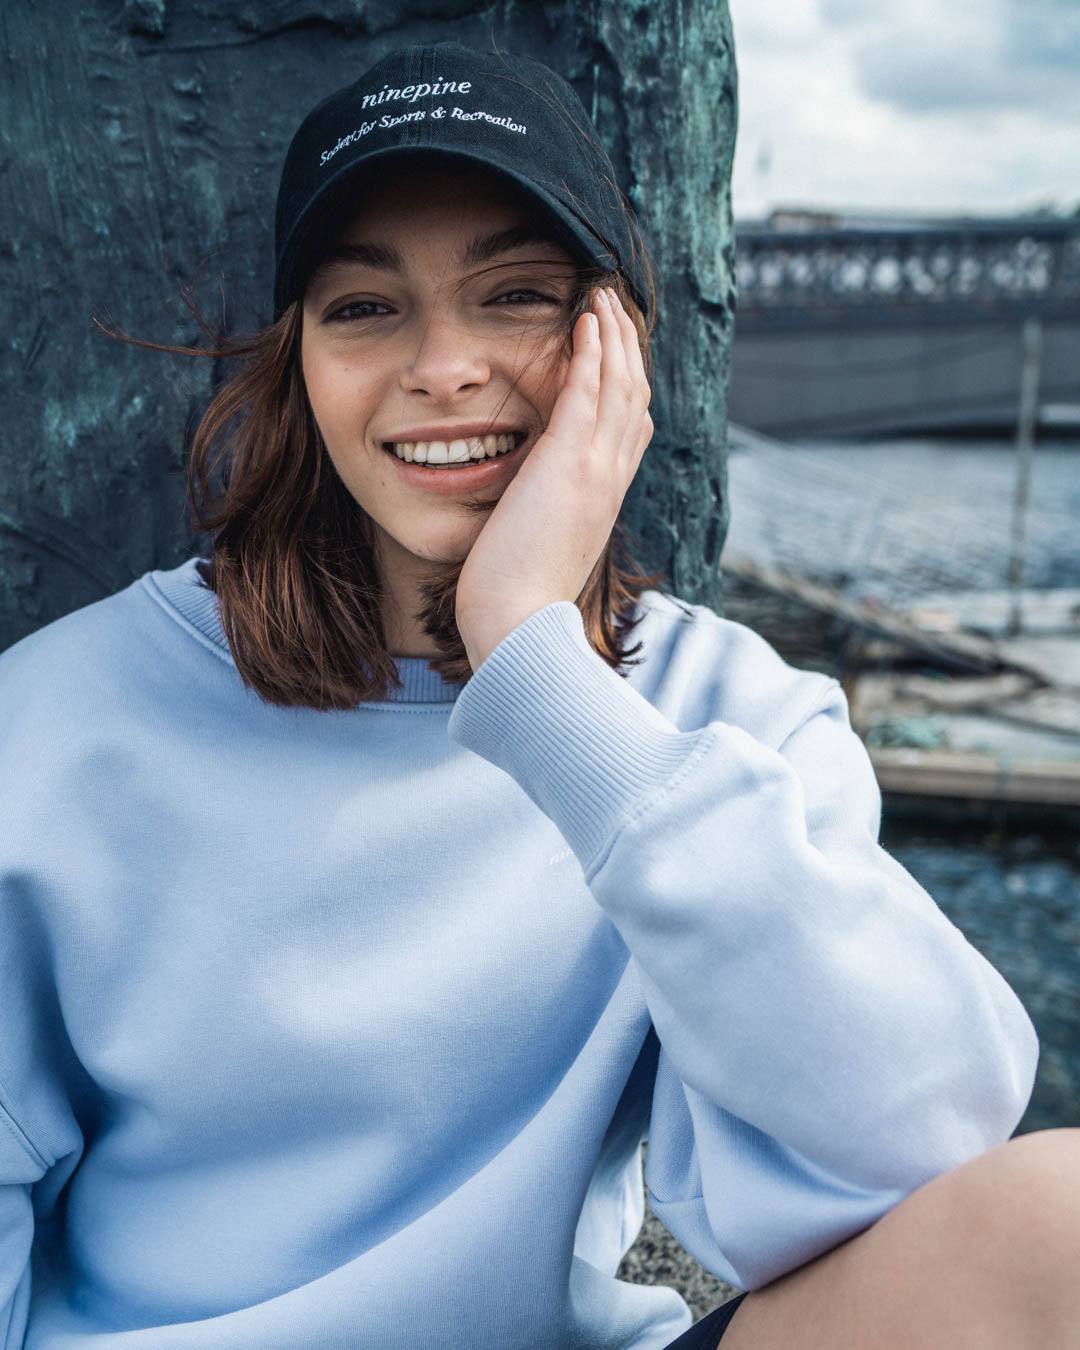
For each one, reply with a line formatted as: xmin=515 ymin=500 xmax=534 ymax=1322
xmin=1007 ymin=0 xmax=1080 ymax=75
xmin=832 ymin=0 xmax=1080 ymax=117
xmin=728 ymin=0 xmax=1080 ymax=215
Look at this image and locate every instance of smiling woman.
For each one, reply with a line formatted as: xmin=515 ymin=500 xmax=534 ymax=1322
xmin=0 ymin=34 xmax=1058 ymax=1350
xmin=298 ymin=160 xmax=602 ymax=658
xmin=99 ymin=143 xmax=659 ymax=703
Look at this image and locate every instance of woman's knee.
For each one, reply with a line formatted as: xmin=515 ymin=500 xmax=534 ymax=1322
xmin=931 ymin=1126 xmax=1080 ymax=1314
xmin=973 ymin=1129 xmax=1080 ymax=1250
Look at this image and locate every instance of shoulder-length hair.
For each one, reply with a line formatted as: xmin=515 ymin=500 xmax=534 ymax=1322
xmin=103 ymin=237 xmax=667 ymax=710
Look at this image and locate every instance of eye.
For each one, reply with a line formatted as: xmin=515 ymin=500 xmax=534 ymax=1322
xmin=325 ymin=299 xmax=391 ymax=322
xmin=492 ymin=287 xmax=559 ymax=306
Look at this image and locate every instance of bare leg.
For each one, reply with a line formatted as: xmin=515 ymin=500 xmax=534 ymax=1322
xmin=720 ymin=1127 xmax=1080 ymax=1350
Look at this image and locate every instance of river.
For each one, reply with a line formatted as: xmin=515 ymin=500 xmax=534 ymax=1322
xmin=722 ymin=430 xmax=1080 ymax=1135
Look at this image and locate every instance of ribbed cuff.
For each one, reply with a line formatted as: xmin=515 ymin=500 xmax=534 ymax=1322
xmin=446 ymin=602 xmax=714 ymax=871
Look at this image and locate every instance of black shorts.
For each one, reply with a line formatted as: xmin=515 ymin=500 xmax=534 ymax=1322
xmin=662 ymin=1292 xmax=748 ymax=1348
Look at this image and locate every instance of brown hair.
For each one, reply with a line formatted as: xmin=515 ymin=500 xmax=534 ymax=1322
xmin=102 ymin=238 xmax=667 ymax=710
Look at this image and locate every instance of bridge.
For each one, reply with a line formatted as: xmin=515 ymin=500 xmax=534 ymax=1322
xmin=728 ymin=217 xmax=1080 ymax=437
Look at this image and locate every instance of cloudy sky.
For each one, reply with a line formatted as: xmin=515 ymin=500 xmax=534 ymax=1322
xmin=728 ymin=0 xmax=1080 ymax=220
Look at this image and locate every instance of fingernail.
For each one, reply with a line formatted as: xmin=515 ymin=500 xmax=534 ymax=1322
xmin=606 ymin=287 xmax=619 ymax=307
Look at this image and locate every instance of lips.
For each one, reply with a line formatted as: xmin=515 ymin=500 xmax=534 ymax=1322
xmin=383 ymin=431 xmax=526 ymax=465
xmin=381 ymin=431 xmax=529 ymax=492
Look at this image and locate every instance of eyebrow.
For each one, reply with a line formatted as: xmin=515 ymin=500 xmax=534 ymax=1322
xmin=461 ymin=224 xmax=564 ymax=268
xmin=312 ymin=224 xmax=565 ymax=279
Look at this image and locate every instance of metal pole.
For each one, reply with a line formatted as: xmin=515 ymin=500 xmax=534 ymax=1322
xmin=1006 ymin=316 xmax=1043 ymax=637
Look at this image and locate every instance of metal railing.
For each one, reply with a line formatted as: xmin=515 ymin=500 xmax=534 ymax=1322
xmin=734 ymin=218 xmax=1080 ymax=329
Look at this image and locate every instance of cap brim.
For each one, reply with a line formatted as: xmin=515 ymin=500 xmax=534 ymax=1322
xmin=274 ymin=144 xmax=623 ymax=319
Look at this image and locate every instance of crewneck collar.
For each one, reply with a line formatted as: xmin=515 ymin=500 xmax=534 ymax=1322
xmin=143 ymin=556 xmax=466 ymax=705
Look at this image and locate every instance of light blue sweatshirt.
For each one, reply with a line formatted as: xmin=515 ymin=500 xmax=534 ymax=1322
xmin=1 ymin=556 xmax=1037 ymax=1349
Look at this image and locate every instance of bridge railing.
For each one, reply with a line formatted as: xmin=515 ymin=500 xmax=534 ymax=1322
xmin=733 ymin=219 xmax=1080 ymax=330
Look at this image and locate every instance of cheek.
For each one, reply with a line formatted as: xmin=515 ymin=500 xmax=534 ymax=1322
xmin=299 ymin=342 xmax=330 ymax=424
xmin=301 ymin=348 xmax=359 ymax=438
xmin=519 ymin=343 xmax=570 ymax=419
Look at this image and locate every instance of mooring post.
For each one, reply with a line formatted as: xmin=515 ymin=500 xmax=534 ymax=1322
xmin=1006 ymin=316 xmax=1043 ymax=638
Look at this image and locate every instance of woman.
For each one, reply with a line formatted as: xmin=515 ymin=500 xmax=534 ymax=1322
xmin=1 ymin=39 xmax=1074 ymax=1350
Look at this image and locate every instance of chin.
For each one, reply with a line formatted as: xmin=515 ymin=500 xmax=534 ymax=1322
xmin=420 ymin=520 xmax=488 ymax=559
xmin=408 ymin=537 xmax=477 ymax=569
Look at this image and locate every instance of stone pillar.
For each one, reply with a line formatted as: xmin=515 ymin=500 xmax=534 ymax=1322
xmin=0 ymin=0 xmax=736 ymax=644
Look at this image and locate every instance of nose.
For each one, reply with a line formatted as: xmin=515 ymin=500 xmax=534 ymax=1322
xmin=398 ymin=309 xmax=491 ymax=401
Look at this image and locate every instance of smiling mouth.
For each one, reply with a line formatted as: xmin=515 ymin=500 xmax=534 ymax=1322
xmin=383 ymin=432 xmax=526 ymax=467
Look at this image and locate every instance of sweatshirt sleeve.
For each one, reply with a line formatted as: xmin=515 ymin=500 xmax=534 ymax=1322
xmin=0 ymin=1115 xmax=43 ymax=1349
xmin=446 ymin=600 xmax=1040 ymax=1291
xmin=1 ymin=680 xmax=89 ymax=1347
xmin=0 ymin=869 xmax=86 ymax=1350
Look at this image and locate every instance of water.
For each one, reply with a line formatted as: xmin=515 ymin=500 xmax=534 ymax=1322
xmin=882 ymin=808 xmax=1080 ymax=1135
xmin=726 ymin=430 xmax=1080 ymax=607
xmin=722 ymin=430 xmax=1080 ymax=1135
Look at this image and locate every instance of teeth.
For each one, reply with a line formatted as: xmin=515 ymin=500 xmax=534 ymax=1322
xmin=389 ymin=433 xmax=521 ymax=464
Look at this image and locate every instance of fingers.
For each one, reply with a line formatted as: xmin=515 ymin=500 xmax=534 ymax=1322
xmin=539 ymin=309 xmax=601 ymax=450
xmin=605 ymin=288 xmax=650 ymax=401
xmin=592 ymin=287 xmax=652 ymax=463
xmin=533 ymin=287 xmax=652 ymax=465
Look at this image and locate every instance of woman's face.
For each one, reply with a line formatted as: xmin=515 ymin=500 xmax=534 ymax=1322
xmin=300 ymin=161 xmax=579 ymax=592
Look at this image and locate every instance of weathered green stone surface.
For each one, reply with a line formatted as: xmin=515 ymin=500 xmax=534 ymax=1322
xmin=0 ymin=0 xmax=736 ymax=649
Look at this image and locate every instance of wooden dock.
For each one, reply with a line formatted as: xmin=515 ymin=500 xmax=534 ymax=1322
xmin=853 ymin=586 xmax=1080 ymax=804
xmin=722 ymin=555 xmax=1080 ymax=806
xmin=862 ymin=746 xmax=1080 ymax=806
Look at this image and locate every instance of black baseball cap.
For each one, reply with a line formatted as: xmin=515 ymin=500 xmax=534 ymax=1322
xmin=273 ymin=41 xmax=651 ymax=321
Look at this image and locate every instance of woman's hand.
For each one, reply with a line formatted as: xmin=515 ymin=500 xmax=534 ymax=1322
xmin=455 ymin=286 xmax=653 ymax=673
